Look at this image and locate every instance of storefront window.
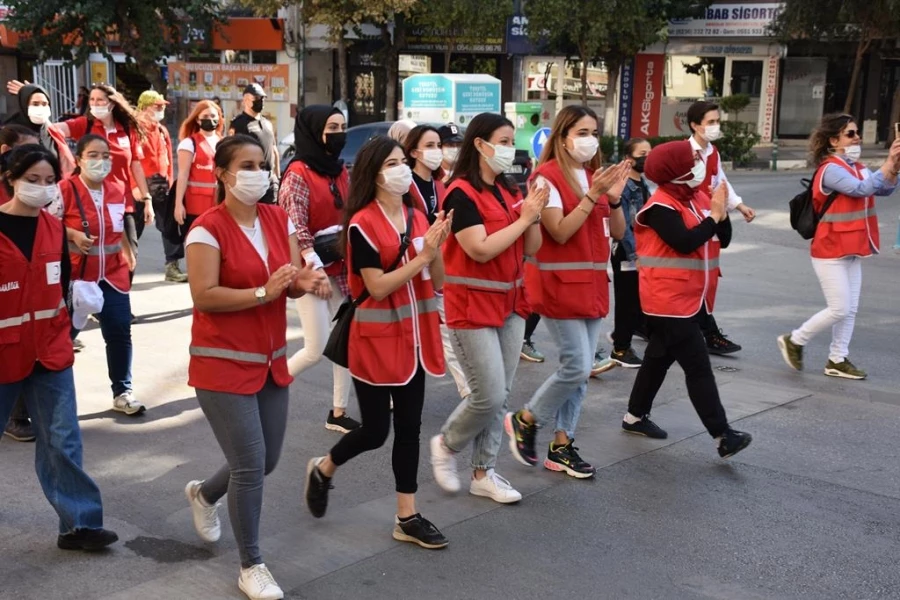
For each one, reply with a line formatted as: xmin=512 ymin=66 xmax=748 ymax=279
xmin=730 ymin=60 xmax=762 ymax=97
xmin=666 ymin=56 xmax=725 ymax=99
xmin=222 ymin=50 xmax=277 ymax=64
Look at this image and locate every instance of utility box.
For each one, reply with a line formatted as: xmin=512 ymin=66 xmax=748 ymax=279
xmin=505 ymin=102 xmax=544 ymax=156
xmin=401 ymin=74 xmax=501 ymax=125
xmin=862 ymin=119 xmax=878 ymax=145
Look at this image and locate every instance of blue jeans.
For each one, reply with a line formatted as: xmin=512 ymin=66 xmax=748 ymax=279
xmin=525 ymin=317 xmax=604 ymax=440
xmin=0 ymin=365 xmax=105 ymax=534
xmin=72 ymin=280 xmax=133 ymax=397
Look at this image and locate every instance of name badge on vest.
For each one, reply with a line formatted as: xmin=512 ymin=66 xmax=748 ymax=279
xmin=413 ymin=237 xmax=431 ymax=280
xmin=118 ymin=136 xmax=131 ymax=149
xmin=46 ymin=261 xmax=61 ymax=285
xmin=603 ymin=217 xmax=610 ymax=238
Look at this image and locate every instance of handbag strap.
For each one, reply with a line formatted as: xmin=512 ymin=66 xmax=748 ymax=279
xmin=68 ymin=179 xmax=91 ymax=280
xmin=352 ymin=205 xmax=415 ymax=307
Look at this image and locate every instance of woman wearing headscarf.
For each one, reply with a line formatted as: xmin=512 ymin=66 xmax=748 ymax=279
xmin=4 ymin=83 xmax=76 ymax=176
xmin=621 ymin=140 xmax=752 ymax=459
xmin=278 ymin=105 xmax=360 ymax=433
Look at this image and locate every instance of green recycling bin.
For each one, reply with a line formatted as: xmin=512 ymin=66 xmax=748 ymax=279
xmin=505 ymin=102 xmax=543 ymax=157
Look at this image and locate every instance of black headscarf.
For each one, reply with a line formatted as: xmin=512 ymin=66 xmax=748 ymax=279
xmin=291 ymin=105 xmax=344 ymax=177
xmin=3 ymin=84 xmax=58 ymax=159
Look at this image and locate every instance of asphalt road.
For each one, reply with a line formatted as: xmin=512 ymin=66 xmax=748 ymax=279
xmin=2 ymin=170 xmax=899 ymax=600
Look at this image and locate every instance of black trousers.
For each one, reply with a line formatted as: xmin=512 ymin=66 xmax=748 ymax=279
xmin=124 ymin=204 xmax=146 ymax=286
xmin=610 ymin=247 xmax=646 ymax=352
xmin=329 ymin=366 xmax=425 ymax=494
xmin=698 ymin=310 xmax=719 ymax=339
xmin=524 ymin=313 xmax=541 ymax=342
xmin=627 ymin=313 xmax=729 ymax=438
xmin=148 ymin=174 xmax=184 ymax=263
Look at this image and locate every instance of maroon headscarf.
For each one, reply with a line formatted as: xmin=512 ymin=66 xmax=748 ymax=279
xmin=644 ymin=140 xmax=698 ymax=203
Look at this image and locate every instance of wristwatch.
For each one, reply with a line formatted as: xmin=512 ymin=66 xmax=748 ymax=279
xmin=254 ymin=286 xmax=267 ymax=304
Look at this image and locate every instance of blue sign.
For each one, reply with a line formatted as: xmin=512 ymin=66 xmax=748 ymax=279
xmin=402 ymin=75 xmax=453 ymax=110
xmin=617 ymin=58 xmax=635 ymax=139
xmin=531 ymin=127 xmax=552 ymax=159
xmin=455 ymin=81 xmax=501 ymax=115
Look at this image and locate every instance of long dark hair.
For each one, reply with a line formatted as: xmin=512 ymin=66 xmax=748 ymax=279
xmin=213 ymin=134 xmax=266 ymax=204
xmin=448 ymin=113 xmax=517 ymax=195
xmin=809 ymin=113 xmax=856 ymax=166
xmin=404 ymin=125 xmax=442 ymax=177
xmin=340 ymin=135 xmax=414 ymax=255
xmin=3 ymin=143 xmax=61 ymax=196
xmin=87 ymin=84 xmax=144 ymax=141
xmin=72 ymin=134 xmax=110 ymax=176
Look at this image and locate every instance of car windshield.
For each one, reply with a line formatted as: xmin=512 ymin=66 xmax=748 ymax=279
xmin=340 ymin=123 xmax=392 ymax=163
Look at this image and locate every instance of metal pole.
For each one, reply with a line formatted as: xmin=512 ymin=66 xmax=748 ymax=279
xmin=771 ymin=135 xmax=778 ymax=171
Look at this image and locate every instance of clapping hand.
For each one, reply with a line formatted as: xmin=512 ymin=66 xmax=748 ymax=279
xmin=590 ymin=161 xmax=631 ymax=199
xmin=293 ymin=263 xmax=327 ymax=295
xmin=421 ymin=209 xmax=454 ymax=262
xmin=521 ymin=181 xmax=550 ymax=223
xmin=264 ymin=263 xmax=300 ymax=300
xmin=710 ymin=182 xmax=728 ymax=222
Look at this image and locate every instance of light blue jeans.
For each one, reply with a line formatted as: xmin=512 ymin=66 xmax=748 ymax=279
xmin=525 ymin=317 xmax=604 ymax=440
xmin=441 ymin=314 xmax=525 ymax=470
xmin=0 ymin=365 xmax=105 ymax=534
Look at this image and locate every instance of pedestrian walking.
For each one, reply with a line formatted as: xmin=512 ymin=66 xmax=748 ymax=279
xmin=622 ymin=140 xmax=752 ymax=459
xmin=429 ymin=113 xmax=545 ymax=504
xmin=507 ymin=105 xmax=629 ymax=478
xmin=778 ymin=114 xmax=900 ymax=380
xmin=183 ymin=134 xmax=325 ymax=600
xmin=303 ymin=136 xmax=451 ymax=550
xmin=0 ymin=144 xmax=118 ymax=551
xmin=279 ymin=105 xmax=360 ymax=433
xmin=135 ymin=90 xmax=187 ymax=283
xmin=174 ymin=100 xmax=223 ymax=233
xmin=61 ymin=134 xmax=143 ymax=415
xmin=228 ymin=84 xmax=279 ymax=203
xmin=4 ymin=83 xmax=76 ymax=176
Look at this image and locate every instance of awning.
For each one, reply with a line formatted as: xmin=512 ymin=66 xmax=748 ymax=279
xmin=213 ymin=18 xmax=284 ymax=51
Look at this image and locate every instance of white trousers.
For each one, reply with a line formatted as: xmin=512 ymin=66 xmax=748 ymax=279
xmin=287 ymin=276 xmax=351 ymax=410
xmin=436 ymin=294 xmax=470 ymax=399
xmin=791 ymin=256 xmax=863 ymax=363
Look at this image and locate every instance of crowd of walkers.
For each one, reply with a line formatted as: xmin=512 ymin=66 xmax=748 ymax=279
xmin=1 ymin=77 xmax=899 ymax=600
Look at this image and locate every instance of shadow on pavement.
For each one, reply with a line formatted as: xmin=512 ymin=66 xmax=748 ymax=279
xmin=78 ymin=396 xmax=198 ymax=423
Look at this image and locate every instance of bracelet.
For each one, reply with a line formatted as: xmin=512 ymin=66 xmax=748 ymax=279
xmin=608 ymin=201 xmax=622 ymax=209
xmin=585 ymin=194 xmax=597 ymax=204
xmin=577 ymin=204 xmax=592 ymax=215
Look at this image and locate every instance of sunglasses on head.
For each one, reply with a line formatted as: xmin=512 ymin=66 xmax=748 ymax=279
xmin=330 ymin=180 xmax=343 ymax=209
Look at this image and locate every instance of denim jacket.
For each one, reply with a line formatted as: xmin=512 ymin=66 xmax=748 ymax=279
xmin=618 ymin=177 xmax=649 ymax=261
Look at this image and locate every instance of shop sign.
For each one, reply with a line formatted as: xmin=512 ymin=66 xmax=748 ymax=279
xmin=668 ymin=3 xmax=782 ymax=37
xmin=618 ymin=58 xmax=635 ymax=138
xmin=405 ymin=27 xmax=504 ymax=54
xmin=630 ymin=54 xmax=665 ymax=138
xmin=760 ymin=55 xmax=778 ymax=142
xmin=168 ymin=62 xmax=291 ymax=101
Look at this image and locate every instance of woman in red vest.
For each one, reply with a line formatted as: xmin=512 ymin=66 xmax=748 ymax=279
xmin=623 ymin=140 xmax=751 ymax=459
xmin=4 ymin=83 xmax=77 ymax=176
xmin=778 ymin=114 xmax=900 ymax=380
xmin=279 ymin=105 xmax=360 ymax=434
xmin=506 ymin=106 xmax=629 ymax=478
xmin=303 ymin=136 xmax=452 ymax=550
xmin=0 ymin=144 xmax=118 ymax=551
xmin=174 ymin=100 xmax=223 ymax=232
xmin=61 ymin=134 xmax=143 ymax=416
xmin=183 ymin=135 xmax=325 ymax=600
xmin=428 ymin=113 xmax=546 ymax=504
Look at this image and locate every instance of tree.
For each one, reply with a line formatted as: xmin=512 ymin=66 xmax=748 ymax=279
xmin=6 ymin=0 xmax=224 ymax=93
xmin=771 ymin=0 xmax=900 ymax=113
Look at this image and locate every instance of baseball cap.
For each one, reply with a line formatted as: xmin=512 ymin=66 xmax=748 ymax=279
xmin=137 ymin=90 xmax=169 ymax=110
xmin=438 ymin=123 xmax=463 ymax=144
xmin=243 ymin=83 xmax=267 ymax=98
xmin=70 ymin=281 xmax=105 ymax=330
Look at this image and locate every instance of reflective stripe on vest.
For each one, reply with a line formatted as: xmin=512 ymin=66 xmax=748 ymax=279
xmin=189 ymin=345 xmax=287 ymax=364
xmin=187 ymin=182 xmax=217 ymax=189
xmin=355 ymin=298 xmax=439 ymax=323
xmin=68 ymin=242 xmax=122 ymax=255
xmin=640 ymin=256 xmax=720 ymax=270
xmin=0 ymin=299 xmax=65 ymax=329
xmin=525 ymin=258 xmax=608 ymax=271
xmin=444 ymin=275 xmax=524 ymax=291
xmin=819 ymin=207 xmax=876 ymax=223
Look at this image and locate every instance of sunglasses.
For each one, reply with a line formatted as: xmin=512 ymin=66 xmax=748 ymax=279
xmin=843 ymin=129 xmax=860 ymax=139
xmin=330 ymin=180 xmax=344 ymax=209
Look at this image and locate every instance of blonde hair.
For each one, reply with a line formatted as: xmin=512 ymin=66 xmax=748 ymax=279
xmin=539 ymin=105 xmax=601 ymax=196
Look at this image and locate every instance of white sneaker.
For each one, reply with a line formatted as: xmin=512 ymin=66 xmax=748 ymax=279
xmin=184 ymin=480 xmax=221 ymax=542
xmin=430 ymin=435 xmax=460 ymax=493
xmin=113 ymin=391 xmax=145 ymax=415
xmin=238 ymin=564 xmax=284 ymax=600
xmin=469 ymin=469 xmax=522 ymax=504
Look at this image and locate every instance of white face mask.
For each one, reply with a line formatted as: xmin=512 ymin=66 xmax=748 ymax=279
xmin=843 ymin=144 xmax=862 ymax=162
xmin=28 ymin=105 xmax=52 ymax=125
xmin=566 ymin=136 xmax=599 ymax=163
xmin=378 ymin=164 xmax=413 ymax=196
xmin=442 ymin=147 xmax=459 ymax=165
xmin=82 ymin=158 xmax=112 ymax=182
xmin=674 ymin=161 xmax=707 ymax=189
xmin=479 ymin=141 xmax=516 ymax=174
xmin=420 ymin=148 xmax=443 ymax=171
xmin=16 ymin=181 xmax=58 ymax=208
xmin=227 ymin=170 xmax=270 ymax=205
xmin=701 ymin=123 xmax=721 ymax=142
xmin=90 ymin=106 xmax=110 ymax=119
xmin=153 ymin=109 xmax=165 ymax=122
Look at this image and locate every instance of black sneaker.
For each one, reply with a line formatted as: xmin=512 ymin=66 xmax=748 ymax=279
xmin=4 ymin=418 xmax=36 ymax=442
xmin=544 ymin=441 xmax=595 ymax=478
xmin=325 ymin=410 xmax=361 ymax=433
xmin=717 ymin=429 xmax=752 ymax=458
xmin=622 ymin=415 xmax=668 ymax=439
xmin=304 ymin=457 xmax=333 ymax=518
xmin=504 ymin=410 xmax=538 ymax=466
xmin=706 ymin=329 xmax=742 ymax=355
xmin=610 ymin=347 xmax=642 ymax=368
xmin=57 ymin=528 xmax=118 ymax=551
xmin=392 ymin=514 xmax=448 ymax=549
xmin=72 ymin=338 xmax=85 ymax=353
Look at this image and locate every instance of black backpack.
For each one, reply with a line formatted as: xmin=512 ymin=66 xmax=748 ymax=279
xmin=789 ymin=164 xmax=838 ymax=240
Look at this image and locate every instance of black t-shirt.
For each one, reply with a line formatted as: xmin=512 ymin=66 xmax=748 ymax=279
xmin=0 ymin=212 xmax=71 ymax=296
xmin=443 ymin=185 xmax=508 ymax=233
xmin=230 ymin=112 xmax=277 ymax=175
xmin=349 ymin=227 xmax=382 ymax=275
xmin=412 ymin=172 xmax=438 ymax=221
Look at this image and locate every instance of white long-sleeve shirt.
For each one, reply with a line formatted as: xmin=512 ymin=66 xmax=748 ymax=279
xmin=690 ymin=135 xmax=743 ymax=210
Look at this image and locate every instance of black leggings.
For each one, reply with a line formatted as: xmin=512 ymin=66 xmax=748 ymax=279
xmin=611 ymin=247 xmax=646 ymax=352
xmin=524 ymin=313 xmax=541 ymax=342
xmin=329 ymin=366 xmax=425 ymax=494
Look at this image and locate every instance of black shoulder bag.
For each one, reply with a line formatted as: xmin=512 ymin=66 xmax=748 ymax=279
xmin=789 ymin=163 xmax=839 ymax=240
xmin=323 ymin=206 xmax=414 ymax=368
xmin=68 ymin=180 xmax=91 ymax=280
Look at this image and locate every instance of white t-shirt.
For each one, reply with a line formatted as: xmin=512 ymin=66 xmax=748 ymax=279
xmin=534 ymin=168 xmax=589 ymax=210
xmin=178 ymin=134 xmax=220 ymax=154
xmin=185 ymin=217 xmax=296 ymax=263
xmin=88 ymin=187 xmax=103 ymax=208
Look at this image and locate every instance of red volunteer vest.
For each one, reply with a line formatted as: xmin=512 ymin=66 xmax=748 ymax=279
xmin=188 ymin=203 xmax=293 ymax=394
xmin=635 ymin=188 xmax=720 ymax=317
xmin=60 ymin=175 xmax=131 ymax=292
xmin=442 ymin=179 xmax=529 ymax=329
xmin=525 ymin=160 xmax=610 ymax=319
xmin=347 ymin=202 xmax=444 ymax=385
xmin=811 ymin=157 xmax=880 ymax=259
xmin=281 ymin=161 xmax=348 ymax=277
xmin=408 ymin=177 xmax=446 ymax=217
xmin=0 ymin=211 xmax=74 ymax=383
xmin=66 ymin=116 xmax=139 ymax=212
xmin=185 ymin=133 xmax=217 ymax=217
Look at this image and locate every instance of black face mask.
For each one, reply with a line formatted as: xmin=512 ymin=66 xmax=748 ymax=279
xmin=324 ymin=132 xmax=347 ymax=156
xmin=251 ymin=98 xmax=264 ymax=113
xmin=199 ymin=119 xmax=218 ymax=132
xmin=632 ymin=156 xmax=646 ymax=173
